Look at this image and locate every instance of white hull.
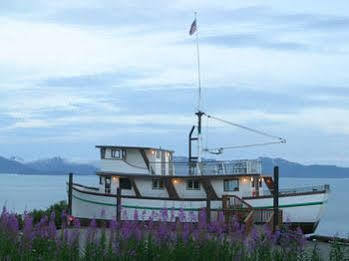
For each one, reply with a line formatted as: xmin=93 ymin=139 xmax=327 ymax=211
xmin=71 ymin=185 xmax=329 ymax=233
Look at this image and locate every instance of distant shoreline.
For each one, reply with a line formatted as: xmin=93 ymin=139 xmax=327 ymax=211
xmin=0 ymin=172 xmax=348 ymax=179
xmin=0 ymin=172 xmax=95 ymax=176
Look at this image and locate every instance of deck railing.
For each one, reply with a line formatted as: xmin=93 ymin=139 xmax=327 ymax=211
xmin=148 ymin=159 xmax=262 ymax=176
xmin=242 ymin=184 xmax=329 ymax=198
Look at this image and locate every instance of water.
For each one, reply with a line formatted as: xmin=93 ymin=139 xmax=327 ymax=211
xmin=0 ymin=174 xmax=347 ymax=237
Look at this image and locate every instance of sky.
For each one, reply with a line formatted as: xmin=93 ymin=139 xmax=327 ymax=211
xmin=1 ymin=0 xmax=349 ymax=166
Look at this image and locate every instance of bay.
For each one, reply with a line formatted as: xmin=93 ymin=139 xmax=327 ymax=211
xmin=0 ymin=174 xmax=347 ymax=237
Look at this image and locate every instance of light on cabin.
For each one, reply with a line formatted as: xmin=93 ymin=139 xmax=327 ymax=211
xmin=151 ymin=150 xmax=155 ymax=155
xmin=173 ymin=179 xmax=182 ymax=184
xmin=251 ymin=177 xmax=254 ymax=182
xmin=243 ymin=178 xmax=248 ymax=183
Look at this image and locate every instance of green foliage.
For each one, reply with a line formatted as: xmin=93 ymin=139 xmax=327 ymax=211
xmin=29 ymin=200 xmax=68 ymax=228
xmin=1 ymin=207 xmax=349 ymax=260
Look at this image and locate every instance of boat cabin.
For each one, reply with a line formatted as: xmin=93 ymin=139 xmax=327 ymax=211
xmin=96 ymin=145 xmax=266 ymax=199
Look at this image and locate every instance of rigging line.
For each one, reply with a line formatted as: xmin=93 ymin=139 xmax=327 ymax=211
xmin=204 ymin=140 xmax=285 ymax=152
xmin=205 ymin=115 xmax=209 ymax=151
xmin=206 ymin=114 xmax=286 ymax=142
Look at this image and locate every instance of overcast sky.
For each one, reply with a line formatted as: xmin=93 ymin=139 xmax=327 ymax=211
xmin=1 ymin=1 xmax=349 ymax=166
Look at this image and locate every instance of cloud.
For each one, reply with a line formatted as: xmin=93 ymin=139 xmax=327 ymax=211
xmin=199 ymin=33 xmax=309 ymax=52
xmin=1 ymin=1 xmax=349 ymax=165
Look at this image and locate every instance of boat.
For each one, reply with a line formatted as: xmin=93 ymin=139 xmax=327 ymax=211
xmin=68 ymin=17 xmax=330 ymax=234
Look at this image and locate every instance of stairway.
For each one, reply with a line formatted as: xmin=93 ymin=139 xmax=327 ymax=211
xmin=222 ymin=195 xmax=282 ymax=234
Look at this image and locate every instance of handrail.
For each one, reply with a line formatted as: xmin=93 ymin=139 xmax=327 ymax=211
xmin=72 ymin=182 xmax=99 ymax=191
xmin=146 ymin=159 xmax=262 ymax=175
xmin=244 ymin=210 xmax=255 ymax=234
xmin=222 ymin=195 xmax=253 ymax=209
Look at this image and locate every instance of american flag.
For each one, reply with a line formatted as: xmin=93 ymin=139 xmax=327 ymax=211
xmin=189 ymin=19 xmax=197 ymax=35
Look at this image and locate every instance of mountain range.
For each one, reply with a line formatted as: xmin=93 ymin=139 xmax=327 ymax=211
xmin=0 ymin=156 xmax=97 ymax=175
xmin=0 ymin=155 xmax=348 ymax=178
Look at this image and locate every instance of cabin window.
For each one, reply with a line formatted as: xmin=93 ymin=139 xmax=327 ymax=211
xmin=224 ymin=179 xmax=239 ymax=191
xmin=120 ymin=178 xmax=132 ymax=190
xmin=99 ymin=176 xmax=103 ymax=185
xmin=111 ymin=149 xmax=121 ymax=159
xmin=105 ymin=177 xmax=111 ymax=193
xmin=152 ymin=179 xmax=164 ymax=189
xmin=259 ymin=178 xmax=262 ymax=187
xmin=187 ymin=179 xmax=200 ymax=190
xmin=101 ymin=148 xmax=106 ymax=159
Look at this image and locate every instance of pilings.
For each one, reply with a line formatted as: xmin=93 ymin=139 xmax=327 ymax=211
xmin=116 ymin=188 xmax=121 ymax=222
xmin=68 ymin=172 xmax=73 ymax=215
xmin=273 ymin=166 xmax=279 ymax=232
xmin=206 ymin=198 xmax=211 ymax=223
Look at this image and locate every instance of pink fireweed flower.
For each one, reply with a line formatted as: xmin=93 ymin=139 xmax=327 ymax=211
xmin=121 ymin=220 xmax=133 ymax=240
xmin=182 ymin=223 xmax=190 ymax=242
xmin=35 ymin=216 xmax=49 ymax=238
xmin=21 ymin=214 xmax=34 ymax=250
xmin=86 ymin=219 xmax=97 ymax=245
xmin=178 ymin=208 xmax=186 ymax=222
xmin=141 ymin=210 xmax=147 ymax=221
xmin=48 ymin=219 xmax=57 ymax=240
xmin=189 ymin=210 xmax=196 ymax=222
xmin=160 ymin=208 xmax=168 ymax=222
xmin=122 ymin=209 xmax=128 ymax=220
xmin=170 ymin=208 xmax=175 ymax=222
xmin=157 ymin=222 xmax=170 ymax=243
xmin=133 ymin=209 xmax=139 ymax=221
xmin=101 ymin=209 xmax=106 ymax=218
xmin=295 ymin=227 xmax=306 ymax=249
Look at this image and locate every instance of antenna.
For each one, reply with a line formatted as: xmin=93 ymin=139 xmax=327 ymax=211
xmin=188 ymin=12 xmax=204 ymax=175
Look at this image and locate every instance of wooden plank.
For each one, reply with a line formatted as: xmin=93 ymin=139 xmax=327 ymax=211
xmin=139 ymin=149 xmax=154 ymax=174
xmin=68 ymin=173 xmax=73 ymax=215
xmin=164 ymin=178 xmax=179 ymax=199
xmin=273 ymin=166 xmax=279 ymax=232
xmin=201 ymin=178 xmax=218 ymax=199
xmin=116 ymin=188 xmax=121 ymax=222
xmin=129 ymin=177 xmax=141 ymax=198
xmin=263 ymin=176 xmax=275 ymax=194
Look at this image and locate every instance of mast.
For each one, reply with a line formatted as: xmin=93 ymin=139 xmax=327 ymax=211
xmin=194 ymin=12 xmax=203 ymax=170
xmin=188 ymin=12 xmax=204 ymax=175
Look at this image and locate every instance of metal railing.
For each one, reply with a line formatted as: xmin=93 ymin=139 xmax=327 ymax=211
xmin=242 ymin=184 xmax=329 ymax=198
xmin=148 ymin=159 xmax=262 ymax=176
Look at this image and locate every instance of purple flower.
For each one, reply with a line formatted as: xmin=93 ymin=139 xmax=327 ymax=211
xmin=141 ymin=210 xmax=147 ymax=221
xmin=86 ymin=219 xmax=97 ymax=245
xmin=121 ymin=221 xmax=133 ymax=240
xmin=160 ymin=208 xmax=168 ymax=222
xmin=133 ymin=210 xmax=139 ymax=221
xmin=101 ymin=209 xmax=106 ymax=218
xmin=170 ymin=208 xmax=175 ymax=222
xmin=182 ymin=223 xmax=190 ymax=242
xmin=122 ymin=209 xmax=128 ymax=220
xmin=48 ymin=218 xmax=56 ymax=240
xmin=189 ymin=210 xmax=196 ymax=222
xmin=178 ymin=208 xmax=186 ymax=222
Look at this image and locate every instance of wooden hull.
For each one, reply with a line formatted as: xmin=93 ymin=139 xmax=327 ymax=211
xmin=70 ymin=185 xmax=329 ymax=234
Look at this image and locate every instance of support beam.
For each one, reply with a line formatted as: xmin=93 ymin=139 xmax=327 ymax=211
xmin=116 ymin=188 xmax=121 ymax=222
xmin=201 ymin=178 xmax=218 ymax=200
xmin=263 ymin=176 xmax=275 ymax=194
xmin=273 ymin=166 xmax=279 ymax=232
xmin=206 ymin=198 xmax=211 ymax=223
xmin=164 ymin=178 xmax=179 ymax=199
xmin=129 ymin=177 xmax=141 ymax=198
xmin=140 ymin=149 xmax=154 ymax=174
xmin=68 ymin=173 xmax=73 ymax=215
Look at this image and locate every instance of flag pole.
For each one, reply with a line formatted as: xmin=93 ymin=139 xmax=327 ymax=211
xmin=195 ymin=12 xmax=202 ymax=112
xmin=194 ymin=12 xmax=203 ymax=173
